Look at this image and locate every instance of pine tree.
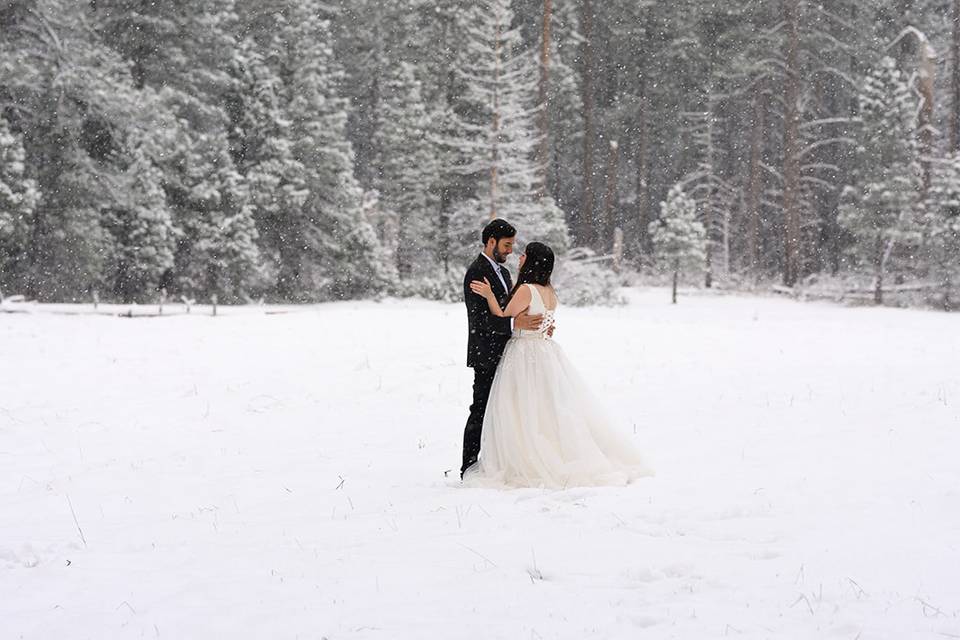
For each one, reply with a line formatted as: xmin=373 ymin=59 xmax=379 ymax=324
xmin=4 ymin=0 xmax=955 ymax=307
xmin=839 ymin=57 xmax=923 ymax=305
xmin=0 ymin=0 xmax=160 ymax=300
xmin=223 ymin=32 xmax=310 ymax=300
xmin=447 ymin=0 xmax=570 ymax=265
xmin=429 ymin=101 xmax=469 ymax=276
xmin=372 ymin=62 xmax=439 ymax=280
xmin=280 ymin=0 xmax=396 ymax=300
xmin=170 ymin=133 xmax=262 ymax=302
xmin=649 ymin=185 xmax=707 ymax=304
xmin=0 ymin=115 xmax=40 ymax=295
xmin=95 ymin=0 xmax=264 ymax=302
xmin=103 ymin=144 xmax=176 ymax=302
xmin=680 ymin=97 xmax=739 ymax=288
xmin=330 ymin=0 xmax=433 ymax=187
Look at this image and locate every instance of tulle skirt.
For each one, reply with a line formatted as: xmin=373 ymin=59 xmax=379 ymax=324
xmin=464 ymin=336 xmax=653 ymax=489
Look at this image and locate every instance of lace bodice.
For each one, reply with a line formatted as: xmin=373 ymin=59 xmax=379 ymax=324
xmin=513 ymin=284 xmax=556 ymax=339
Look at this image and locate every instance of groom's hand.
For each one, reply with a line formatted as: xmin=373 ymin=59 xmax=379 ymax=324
xmin=514 ymin=310 xmax=543 ymax=331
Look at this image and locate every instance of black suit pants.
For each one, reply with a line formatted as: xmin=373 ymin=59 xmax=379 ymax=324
xmin=461 ymin=366 xmax=497 ymax=476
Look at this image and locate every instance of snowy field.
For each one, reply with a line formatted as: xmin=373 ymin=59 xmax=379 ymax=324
xmin=2 ymin=289 xmax=959 ymax=640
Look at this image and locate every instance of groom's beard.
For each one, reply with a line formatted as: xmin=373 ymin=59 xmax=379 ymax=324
xmin=492 ymin=247 xmax=508 ymax=263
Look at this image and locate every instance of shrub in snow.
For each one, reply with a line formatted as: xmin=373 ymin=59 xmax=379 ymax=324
xmin=394 ymin=270 xmax=465 ymax=303
xmin=552 ymin=249 xmax=626 ymax=307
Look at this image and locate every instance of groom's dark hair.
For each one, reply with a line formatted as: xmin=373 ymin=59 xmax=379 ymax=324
xmin=482 ymin=219 xmax=516 ymax=245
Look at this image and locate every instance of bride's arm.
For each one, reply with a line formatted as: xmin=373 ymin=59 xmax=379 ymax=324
xmin=470 ymin=279 xmax=531 ymax=318
xmin=501 ymin=286 xmax=532 ymax=318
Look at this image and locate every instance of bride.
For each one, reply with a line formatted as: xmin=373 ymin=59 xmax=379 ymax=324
xmin=463 ymin=241 xmax=652 ymax=489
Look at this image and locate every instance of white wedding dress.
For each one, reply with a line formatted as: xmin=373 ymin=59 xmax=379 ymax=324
xmin=464 ymin=284 xmax=652 ymax=489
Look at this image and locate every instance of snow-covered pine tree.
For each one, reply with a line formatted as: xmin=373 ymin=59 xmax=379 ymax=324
xmin=649 ymin=185 xmax=707 ymax=304
xmin=447 ymin=0 xmax=570 ymax=267
xmin=680 ymin=94 xmax=739 ymax=288
xmin=224 ymin=33 xmax=308 ymax=300
xmin=388 ymin=0 xmax=465 ymax=108
xmin=362 ymin=0 xmax=468 ymax=280
xmin=428 ymin=101 xmax=469 ymax=277
xmin=330 ymin=0 xmax=432 ymax=187
xmin=95 ymin=0 xmax=263 ymax=302
xmin=372 ymin=62 xmax=439 ymax=280
xmin=282 ymin=1 xmax=396 ymax=300
xmin=206 ymin=156 xmax=262 ymax=301
xmin=0 ymin=116 xmax=40 ymax=294
xmin=839 ymin=56 xmax=924 ymax=305
xmin=232 ymin=0 xmax=395 ymax=300
xmin=171 ymin=133 xmax=262 ymax=302
xmin=103 ymin=144 xmax=176 ymax=302
xmin=0 ymin=0 xmax=160 ymax=300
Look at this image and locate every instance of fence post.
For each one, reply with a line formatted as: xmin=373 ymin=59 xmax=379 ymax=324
xmin=159 ymin=287 xmax=167 ymax=316
xmin=211 ymin=294 xmax=218 ymax=317
xmin=93 ymin=289 xmax=99 ymax=311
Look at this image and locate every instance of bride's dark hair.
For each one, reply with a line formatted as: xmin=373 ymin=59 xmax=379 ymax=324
xmin=509 ymin=242 xmax=555 ymax=300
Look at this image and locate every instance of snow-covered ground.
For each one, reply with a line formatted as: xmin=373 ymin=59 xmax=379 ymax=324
xmin=2 ymin=289 xmax=958 ymax=639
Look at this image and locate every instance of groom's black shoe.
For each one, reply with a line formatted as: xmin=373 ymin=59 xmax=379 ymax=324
xmin=460 ymin=459 xmax=477 ymax=480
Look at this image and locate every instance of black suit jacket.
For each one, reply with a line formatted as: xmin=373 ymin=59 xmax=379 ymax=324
xmin=464 ymin=254 xmax=513 ymax=369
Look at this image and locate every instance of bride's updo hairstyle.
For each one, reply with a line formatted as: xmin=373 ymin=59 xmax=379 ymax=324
xmin=510 ymin=242 xmax=554 ymax=300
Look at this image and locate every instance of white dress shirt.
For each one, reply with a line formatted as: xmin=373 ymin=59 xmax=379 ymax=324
xmin=481 ymin=253 xmax=509 ymax=294
xmin=481 ymin=252 xmax=512 ymax=330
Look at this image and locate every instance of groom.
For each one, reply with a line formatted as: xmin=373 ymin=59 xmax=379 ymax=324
xmin=460 ymin=219 xmax=543 ymax=478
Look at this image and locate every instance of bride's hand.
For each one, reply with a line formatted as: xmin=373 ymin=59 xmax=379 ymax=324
xmin=470 ymin=278 xmax=494 ymax=298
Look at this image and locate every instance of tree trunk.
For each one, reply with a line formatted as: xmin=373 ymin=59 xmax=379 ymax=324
xmin=723 ymin=206 xmax=730 ymax=277
xmin=704 ymin=193 xmax=714 ymax=289
xmin=439 ymin=191 xmax=451 ymax=275
xmin=782 ymin=0 xmax=802 ymax=287
xmin=944 ymin=273 xmax=954 ymax=312
xmin=602 ymin=139 xmax=619 ymax=251
xmin=918 ymin=37 xmax=936 ymax=193
xmin=703 ymin=93 xmax=717 ymax=289
xmin=612 ymin=227 xmax=624 ymax=272
xmin=537 ymin=0 xmax=552 ymax=196
xmin=672 ymin=261 xmax=679 ymax=304
xmin=746 ymin=93 xmax=764 ymax=273
xmin=490 ymin=8 xmax=502 ymax=219
xmin=952 ymin=0 xmax=960 ymax=153
xmin=634 ymin=89 xmax=650 ymax=261
xmin=277 ymin=225 xmax=303 ymax=300
xmin=580 ymin=0 xmax=596 ymax=246
xmin=874 ymin=234 xmax=884 ymax=306
xmin=874 ymin=273 xmax=883 ymax=305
